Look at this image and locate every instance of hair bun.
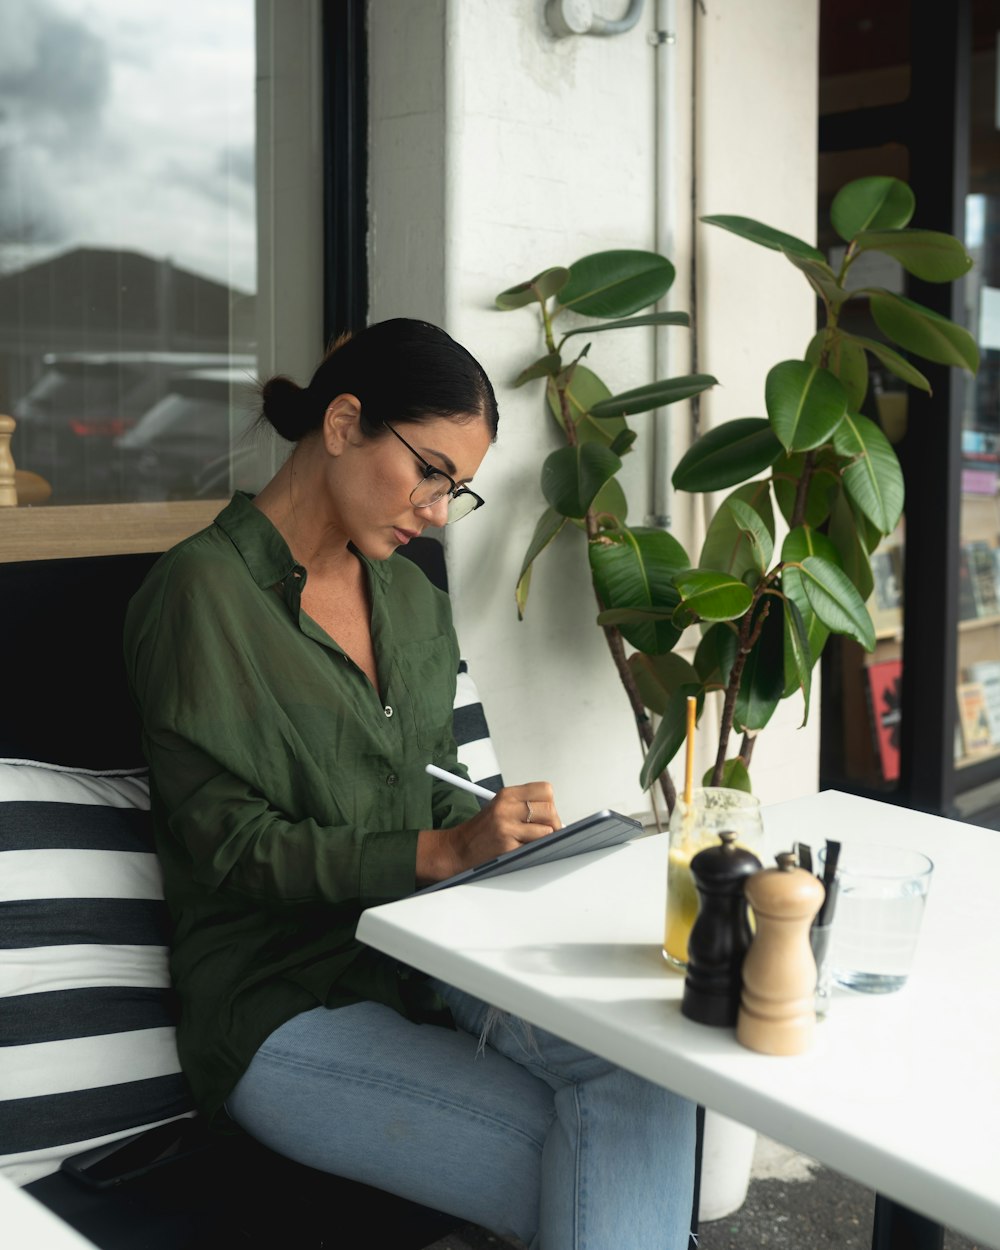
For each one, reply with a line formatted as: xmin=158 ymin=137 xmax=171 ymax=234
xmin=260 ymin=374 xmax=311 ymax=442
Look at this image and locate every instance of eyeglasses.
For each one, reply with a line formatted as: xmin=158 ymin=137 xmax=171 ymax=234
xmin=382 ymin=421 xmax=485 ymax=524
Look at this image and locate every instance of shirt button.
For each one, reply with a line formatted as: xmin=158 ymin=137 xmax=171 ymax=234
xmin=386 ymin=774 xmax=398 ymax=786
xmin=384 ymin=705 xmax=393 ymax=718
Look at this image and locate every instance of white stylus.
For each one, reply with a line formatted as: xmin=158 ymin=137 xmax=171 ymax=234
xmin=425 ymin=763 xmax=495 ymax=801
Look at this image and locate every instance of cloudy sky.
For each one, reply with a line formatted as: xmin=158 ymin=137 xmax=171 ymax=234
xmin=0 ymin=0 xmax=256 ymax=291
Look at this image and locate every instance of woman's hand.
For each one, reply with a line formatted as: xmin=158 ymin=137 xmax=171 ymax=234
xmin=415 ymin=783 xmax=561 ymax=886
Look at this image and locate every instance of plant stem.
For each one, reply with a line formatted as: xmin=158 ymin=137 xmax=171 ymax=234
xmin=710 ymin=591 xmax=771 ymax=785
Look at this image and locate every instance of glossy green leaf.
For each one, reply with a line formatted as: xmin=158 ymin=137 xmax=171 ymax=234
xmin=516 ymin=507 xmax=568 ymax=618
xmin=830 ymin=176 xmax=915 ymax=240
xmin=869 ymin=291 xmax=979 ymax=373
xmin=560 ymin=311 xmax=690 ymax=340
xmin=826 ymin=490 xmax=875 ymax=601
xmin=699 ymin=481 xmax=775 ymax=583
xmin=766 ymin=360 xmax=848 ymax=452
xmin=701 ymin=757 xmax=752 ymax=792
xmin=725 ymin=497 xmax=774 ymax=573
xmin=609 ymin=428 xmax=638 ymax=457
xmin=496 ymin=266 xmax=570 ymax=309
xmin=771 ymin=449 xmax=840 ymax=530
xmin=694 ymin=622 xmax=739 ymax=689
xmin=700 ymin=215 xmax=825 ymax=263
xmin=589 ymin=527 xmax=690 ymax=655
xmin=515 ymin=352 xmax=562 ymax=387
xmin=805 ymin=330 xmax=869 ymax=410
xmin=589 ymin=476 xmax=629 ymax=524
xmin=589 ymin=373 xmax=717 ymax=420
xmin=672 ymin=417 xmax=783 ymax=492
xmin=853 ymin=229 xmax=973 ymax=282
xmin=558 ymin=250 xmax=675 ymax=317
xmin=640 ymin=685 xmax=703 ymax=791
xmin=627 ymin=651 xmax=701 ymax=716
xmin=798 ymin=555 xmax=877 ymax=651
xmin=840 ymin=332 xmax=931 ymax=393
xmin=781 ymin=593 xmax=813 ymax=722
xmin=547 ymin=364 xmax=626 ymax=446
xmin=541 ymin=443 xmax=621 ymax=519
xmin=733 ymin=597 xmax=785 ymax=734
xmin=833 ymin=412 xmax=904 ymax=535
xmin=784 ymin=252 xmax=849 ymax=310
xmin=674 ymin=569 xmax=754 ymax=621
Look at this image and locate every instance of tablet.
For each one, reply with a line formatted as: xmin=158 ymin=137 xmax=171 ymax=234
xmin=416 ymin=809 xmax=643 ymax=894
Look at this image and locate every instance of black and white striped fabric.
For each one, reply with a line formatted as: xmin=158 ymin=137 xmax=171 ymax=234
xmin=454 ymin=661 xmax=503 ymax=795
xmin=0 ymin=666 xmax=503 ymax=1185
xmin=0 ymin=759 xmax=194 ymax=1186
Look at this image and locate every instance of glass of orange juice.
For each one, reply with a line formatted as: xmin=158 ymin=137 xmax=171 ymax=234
xmin=663 ymin=787 xmax=763 ymax=969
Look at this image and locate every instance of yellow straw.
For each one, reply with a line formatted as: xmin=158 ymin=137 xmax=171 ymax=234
xmin=684 ymin=695 xmax=696 ymax=807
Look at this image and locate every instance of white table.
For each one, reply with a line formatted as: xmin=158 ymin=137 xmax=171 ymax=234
xmin=356 ymin=790 xmax=1000 ymax=1249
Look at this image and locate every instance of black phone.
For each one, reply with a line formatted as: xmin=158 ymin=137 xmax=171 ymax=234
xmin=61 ymin=1117 xmax=211 ymax=1189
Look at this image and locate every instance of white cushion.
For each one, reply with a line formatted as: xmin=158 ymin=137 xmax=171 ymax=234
xmin=453 ymin=662 xmax=503 ymax=794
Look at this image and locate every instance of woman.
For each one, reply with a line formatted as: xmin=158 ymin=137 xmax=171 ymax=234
xmin=124 ymin=318 xmax=696 ymax=1249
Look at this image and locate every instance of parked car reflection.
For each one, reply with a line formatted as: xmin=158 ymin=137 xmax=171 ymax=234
xmin=115 ymin=367 xmax=258 ymax=502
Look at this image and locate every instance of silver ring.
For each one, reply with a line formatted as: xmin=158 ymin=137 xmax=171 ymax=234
xmin=525 ymin=800 xmax=533 ymax=824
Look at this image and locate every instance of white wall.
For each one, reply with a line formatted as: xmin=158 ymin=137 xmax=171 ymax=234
xmin=368 ymin=0 xmax=820 ymax=823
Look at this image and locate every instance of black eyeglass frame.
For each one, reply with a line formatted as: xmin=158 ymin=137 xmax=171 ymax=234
xmin=382 ymin=421 xmax=485 ymax=523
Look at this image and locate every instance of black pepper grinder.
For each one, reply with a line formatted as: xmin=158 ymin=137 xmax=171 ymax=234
xmin=681 ymin=829 xmax=763 ymax=1027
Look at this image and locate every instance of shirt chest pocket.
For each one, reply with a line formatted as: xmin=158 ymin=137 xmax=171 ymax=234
xmin=395 ymin=637 xmax=457 ymax=752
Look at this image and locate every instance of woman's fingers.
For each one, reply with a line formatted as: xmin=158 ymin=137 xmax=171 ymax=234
xmin=497 ymin=783 xmax=562 ymax=834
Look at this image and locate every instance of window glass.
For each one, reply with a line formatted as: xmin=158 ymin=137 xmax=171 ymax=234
xmin=0 ymin=0 xmax=257 ymax=505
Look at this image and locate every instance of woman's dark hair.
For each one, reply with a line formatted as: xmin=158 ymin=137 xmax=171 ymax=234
xmin=258 ymin=318 xmax=499 ymax=444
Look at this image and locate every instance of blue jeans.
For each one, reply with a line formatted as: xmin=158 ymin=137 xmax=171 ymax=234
xmin=226 ymin=980 xmax=696 ymax=1249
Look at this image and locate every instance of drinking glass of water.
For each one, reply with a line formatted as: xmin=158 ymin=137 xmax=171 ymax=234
xmin=819 ymin=843 xmax=933 ymax=994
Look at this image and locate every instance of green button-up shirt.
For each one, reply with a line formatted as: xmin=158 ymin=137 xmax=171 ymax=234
xmin=124 ymin=492 xmax=480 ymax=1118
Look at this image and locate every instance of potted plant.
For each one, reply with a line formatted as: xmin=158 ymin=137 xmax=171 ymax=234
xmin=495 ymin=175 xmax=977 ymax=817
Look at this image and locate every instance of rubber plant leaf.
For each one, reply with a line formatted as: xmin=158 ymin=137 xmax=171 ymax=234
xmin=672 ymin=417 xmax=783 ymax=492
xmin=765 ymin=360 xmax=848 ymax=452
xmin=700 ymin=215 xmax=826 ymax=263
xmin=627 ymin=650 xmax=701 ymax=716
xmin=674 ymin=569 xmax=754 ymax=622
xmin=589 ymin=373 xmax=717 ymax=420
xmin=805 ymin=329 xmax=869 ymax=411
xmin=701 ymin=756 xmax=752 ymax=792
xmin=798 ymin=555 xmax=877 ymax=651
xmin=546 ymin=364 xmax=624 ymax=446
xmin=833 ymin=412 xmax=905 ymax=535
xmin=781 ymin=593 xmax=813 ymax=723
xmin=733 ymin=596 xmax=785 ymax=734
xmin=589 ymin=526 xmax=689 ymax=655
xmin=515 ymin=352 xmax=562 ymax=387
xmin=839 ymin=332 xmax=931 ymax=393
xmin=560 ymin=311 xmax=690 ymax=340
xmin=869 ymin=291 xmax=980 ymax=374
xmin=830 ymin=176 xmax=915 ymax=239
xmin=558 ymin=250 xmax=675 ymax=318
xmin=541 ymin=443 xmax=621 ymax=518
xmin=772 ymin=449 xmax=840 ymax=530
xmin=784 ymin=252 xmax=849 ymax=310
xmin=780 ymin=524 xmax=836 ymax=675
xmin=496 ymin=266 xmax=570 ymax=309
xmin=694 ymin=622 xmax=739 ymax=689
xmin=853 ymin=229 xmax=973 ymax=283
xmin=699 ymin=480 xmax=775 ymax=584
xmin=826 ymin=490 xmax=875 ymax=603
xmin=724 ymin=497 xmax=774 ymax=575
xmin=640 ymin=684 xmax=703 ymax=791
xmin=516 ymin=507 xmax=568 ymax=618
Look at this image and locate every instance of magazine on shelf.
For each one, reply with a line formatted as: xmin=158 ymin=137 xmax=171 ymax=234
xmin=956 ymin=681 xmax=994 ymax=756
xmin=966 ymin=661 xmax=1000 ymax=745
xmin=865 ymin=657 xmax=902 ymax=782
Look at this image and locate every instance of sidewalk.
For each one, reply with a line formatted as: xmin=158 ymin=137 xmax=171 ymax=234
xmin=423 ymin=1136 xmax=991 ymax=1250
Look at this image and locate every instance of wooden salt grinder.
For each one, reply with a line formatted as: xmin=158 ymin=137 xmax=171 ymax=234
xmin=737 ymin=851 xmax=825 ymax=1056
xmin=682 ymin=829 xmax=763 ymax=1028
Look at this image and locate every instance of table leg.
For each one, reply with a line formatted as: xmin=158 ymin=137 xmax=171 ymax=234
xmin=872 ymin=1194 xmax=945 ymax=1250
xmin=689 ymin=1104 xmax=704 ymax=1250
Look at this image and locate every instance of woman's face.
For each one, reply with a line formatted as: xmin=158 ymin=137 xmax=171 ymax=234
xmin=337 ymin=413 xmax=493 ymax=559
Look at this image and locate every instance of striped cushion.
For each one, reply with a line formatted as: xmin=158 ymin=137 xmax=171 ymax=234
xmin=0 ymin=759 xmax=195 ymax=1186
xmin=454 ymin=661 xmax=503 ymax=794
